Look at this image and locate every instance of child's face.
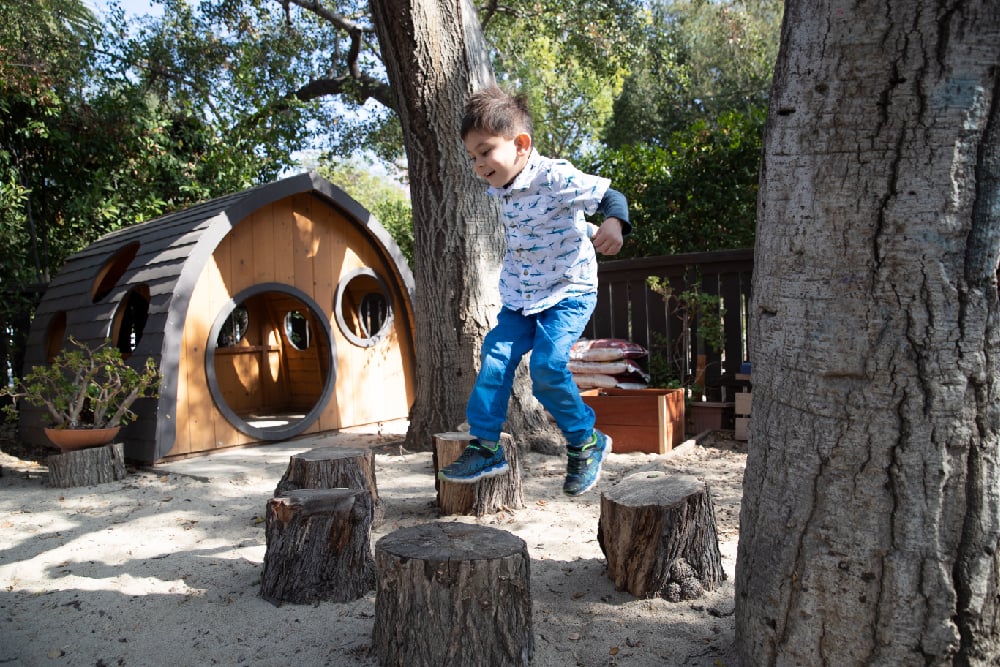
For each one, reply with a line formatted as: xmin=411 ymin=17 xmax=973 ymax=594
xmin=463 ymin=129 xmax=531 ymax=189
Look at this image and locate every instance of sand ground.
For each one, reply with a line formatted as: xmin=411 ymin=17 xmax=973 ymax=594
xmin=0 ymin=422 xmax=746 ymax=667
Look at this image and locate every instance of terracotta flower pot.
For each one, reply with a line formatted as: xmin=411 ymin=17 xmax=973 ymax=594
xmin=44 ymin=426 xmax=121 ymax=452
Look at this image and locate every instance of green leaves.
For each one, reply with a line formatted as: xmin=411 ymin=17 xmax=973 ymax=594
xmin=586 ymin=107 xmax=763 ymax=258
xmin=646 ymin=278 xmax=726 ymax=393
xmin=318 ymin=159 xmax=413 ymax=262
xmin=2 ymin=338 xmax=160 ymax=429
xmin=603 ymin=0 xmax=781 ymax=147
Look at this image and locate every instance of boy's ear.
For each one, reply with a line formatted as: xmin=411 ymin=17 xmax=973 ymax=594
xmin=514 ymin=132 xmax=532 ymax=154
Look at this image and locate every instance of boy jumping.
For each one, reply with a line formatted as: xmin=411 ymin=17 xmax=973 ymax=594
xmin=438 ymin=85 xmax=631 ymax=496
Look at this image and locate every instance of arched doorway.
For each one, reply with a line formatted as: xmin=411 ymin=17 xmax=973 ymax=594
xmin=205 ymin=283 xmax=335 ymax=440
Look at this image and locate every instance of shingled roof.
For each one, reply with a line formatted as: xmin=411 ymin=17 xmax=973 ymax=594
xmin=22 ymin=172 xmax=415 ymax=461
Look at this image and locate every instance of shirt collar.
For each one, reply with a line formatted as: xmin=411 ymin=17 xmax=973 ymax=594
xmin=488 ymin=149 xmax=542 ymax=196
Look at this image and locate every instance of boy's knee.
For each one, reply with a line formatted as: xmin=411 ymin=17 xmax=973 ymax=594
xmin=529 ymin=357 xmax=565 ymax=386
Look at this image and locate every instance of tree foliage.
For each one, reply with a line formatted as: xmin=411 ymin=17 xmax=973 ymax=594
xmin=2 ymin=0 xmax=780 ymax=292
xmin=317 ymin=159 xmax=413 ymax=262
xmin=589 ymin=0 xmax=779 ymax=258
xmin=588 ymin=107 xmax=763 ymax=257
xmin=485 ymin=0 xmax=640 ymax=160
xmin=0 ymin=0 xmax=284 ymax=376
xmin=604 ymin=0 xmax=781 ymax=147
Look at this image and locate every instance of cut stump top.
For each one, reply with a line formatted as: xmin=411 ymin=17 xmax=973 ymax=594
xmin=376 ymin=521 xmax=526 ymax=561
xmin=602 ymin=472 xmax=705 ymax=507
xmin=290 ymin=447 xmax=369 ymax=462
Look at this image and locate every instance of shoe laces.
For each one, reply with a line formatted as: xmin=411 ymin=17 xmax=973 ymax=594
xmin=566 ymin=447 xmax=592 ymax=475
xmin=456 ymin=441 xmax=491 ymax=463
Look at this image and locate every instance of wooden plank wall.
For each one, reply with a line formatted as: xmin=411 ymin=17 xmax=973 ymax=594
xmin=585 ymin=249 xmax=754 ymax=400
xmin=169 ymin=193 xmax=415 ymax=457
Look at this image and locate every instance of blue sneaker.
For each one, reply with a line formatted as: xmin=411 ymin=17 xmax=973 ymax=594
xmin=438 ymin=440 xmax=509 ymax=483
xmin=563 ymin=430 xmax=612 ymax=496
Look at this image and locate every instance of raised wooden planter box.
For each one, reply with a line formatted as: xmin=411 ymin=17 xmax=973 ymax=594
xmin=686 ymin=401 xmax=735 ymax=436
xmin=581 ymin=387 xmax=685 ymax=454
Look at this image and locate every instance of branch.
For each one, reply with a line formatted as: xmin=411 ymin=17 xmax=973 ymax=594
xmin=232 ymin=0 xmax=394 ymax=133
xmin=284 ymin=0 xmax=374 ymax=34
xmin=283 ymin=1 xmax=392 ymax=108
xmin=294 ymin=71 xmax=394 ymax=108
xmin=478 ymin=0 xmax=520 ymax=31
xmin=479 ymin=0 xmax=501 ymax=30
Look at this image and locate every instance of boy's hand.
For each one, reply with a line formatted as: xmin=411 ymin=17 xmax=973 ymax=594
xmin=592 ymin=218 xmax=625 ymax=256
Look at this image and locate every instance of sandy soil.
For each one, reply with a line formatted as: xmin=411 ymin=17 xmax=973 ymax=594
xmin=0 ymin=422 xmax=746 ymax=667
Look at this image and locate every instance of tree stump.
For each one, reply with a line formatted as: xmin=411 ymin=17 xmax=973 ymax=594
xmin=259 ymin=488 xmax=374 ymax=605
xmin=373 ymin=522 xmax=532 ymax=667
xmin=432 ymin=433 xmax=524 ymax=516
xmin=597 ymin=471 xmax=725 ymax=600
xmin=273 ymin=447 xmax=382 ymax=524
xmin=47 ymin=442 xmax=128 ymax=488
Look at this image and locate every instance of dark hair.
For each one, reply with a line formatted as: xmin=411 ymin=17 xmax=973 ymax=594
xmin=460 ymin=85 xmax=533 ymax=140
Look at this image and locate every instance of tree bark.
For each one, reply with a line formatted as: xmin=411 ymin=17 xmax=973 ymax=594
xmin=259 ymin=488 xmax=374 ymax=605
xmin=273 ymin=447 xmax=382 ymax=524
xmin=46 ymin=443 xmax=127 ymax=488
xmin=369 ymin=0 xmax=556 ymax=453
xmin=373 ymin=521 xmax=532 ymax=666
xmin=598 ymin=472 xmax=723 ymax=600
xmin=369 ymin=0 xmax=499 ymax=454
xmin=737 ymin=3 xmax=1000 ymax=665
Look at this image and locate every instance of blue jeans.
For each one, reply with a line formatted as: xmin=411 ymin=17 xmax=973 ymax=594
xmin=466 ymin=293 xmax=597 ymax=447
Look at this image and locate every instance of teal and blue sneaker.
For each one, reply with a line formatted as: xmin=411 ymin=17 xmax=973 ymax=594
xmin=563 ymin=430 xmax=612 ymax=496
xmin=438 ymin=440 xmax=509 ymax=483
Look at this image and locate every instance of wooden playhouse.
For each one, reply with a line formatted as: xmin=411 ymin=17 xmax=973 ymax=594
xmin=18 ymin=172 xmax=416 ymax=463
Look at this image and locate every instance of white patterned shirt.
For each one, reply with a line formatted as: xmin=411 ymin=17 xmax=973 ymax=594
xmin=486 ymin=150 xmax=610 ymax=315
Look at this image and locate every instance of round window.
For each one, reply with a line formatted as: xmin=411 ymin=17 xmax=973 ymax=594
xmin=335 ymin=269 xmax=394 ymax=348
xmin=284 ymin=311 xmax=311 ymax=350
xmin=217 ymin=305 xmax=249 ymax=347
xmin=110 ymin=284 xmax=151 ymax=358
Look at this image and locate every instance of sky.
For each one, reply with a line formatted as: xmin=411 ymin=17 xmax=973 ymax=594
xmin=87 ymin=0 xmax=164 ymax=19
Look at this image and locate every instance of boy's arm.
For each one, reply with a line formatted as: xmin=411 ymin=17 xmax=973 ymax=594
xmin=593 ymin=188 xmax=630 ymax=256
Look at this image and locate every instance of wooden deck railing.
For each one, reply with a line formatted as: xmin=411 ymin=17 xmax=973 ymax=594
xmin=585 ymin=248 xmax=754 ymax=400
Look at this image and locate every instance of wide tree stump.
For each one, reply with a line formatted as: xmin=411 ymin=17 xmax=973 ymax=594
xmin=259 ymin=488 xmax=374 ymax=605
xmin=597 ymin=472 xmax=725 ymax=600
xmin=273 ymin=447 xmax=382 ymax=524
xmin=432 ymin=433 xmax=524 ymax=516
xmin=374 ymin=522 xmax=532 ymax=667
xmin=47 ymin=442 xmax=127 ymax=488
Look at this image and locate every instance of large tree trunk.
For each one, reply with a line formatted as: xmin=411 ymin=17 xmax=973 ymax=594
xmin=737 ymin=3 xmax=1000 ymax=666
xmin=370 ymin=0 xmax=559 ymax=453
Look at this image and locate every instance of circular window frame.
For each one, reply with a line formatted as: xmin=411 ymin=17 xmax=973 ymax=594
xmin=45 ymin=311 xmax=68 ymax=362
xmin=283 ymin=310 xmax=312 ymax=351
xmin=205 ymin=283 xmax=336 ymax=441
xmin=216 ymin=305 xmax=250 ymax=347
xmin=92 ymin=242 xmax=141 ymax=303
xmin=109 ymin=284 xmax=151 ymax=358
xmin=334 ymin=268 xmax=394 ymax=348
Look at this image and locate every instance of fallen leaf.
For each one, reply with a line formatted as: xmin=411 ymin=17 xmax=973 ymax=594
xmin=610 ymin=646 xmax=620 ymax=655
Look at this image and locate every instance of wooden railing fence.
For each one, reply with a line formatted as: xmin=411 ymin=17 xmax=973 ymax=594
xmin=585 ymin=248 xmax=754 ymax=400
